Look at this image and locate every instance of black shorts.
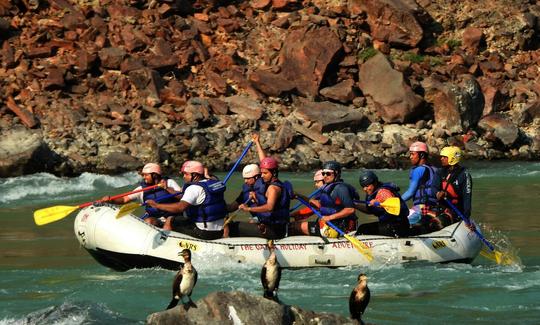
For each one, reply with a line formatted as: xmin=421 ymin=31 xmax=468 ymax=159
xmin=228 ymin=222 xmax=287 ymax=239
xmin=171 ymin=217 xmax=223 ymax=240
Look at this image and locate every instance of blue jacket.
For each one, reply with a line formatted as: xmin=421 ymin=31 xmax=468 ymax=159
xmin=142 ymin=180 xmax=180 ymax=218
xmin=402 ymin=165 xmax=440 ymax=206
xmin=182 ymin=180 xmax=227 ymax=223
xmin=319 ymin=181 xmax=359 ymax=221
xmin=245 ymin=179 xmax=292 ymax=224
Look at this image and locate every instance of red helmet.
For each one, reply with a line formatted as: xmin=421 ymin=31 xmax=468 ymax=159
xmin=181 ymin=160 xmax=204 ymax=174
xmin=409 ymin=141 xmax=428 ymax=153
xmin=142 ymin=163 xmax=161 ymax=175
xmin=260 ymin=157 xmax=278 ymax=169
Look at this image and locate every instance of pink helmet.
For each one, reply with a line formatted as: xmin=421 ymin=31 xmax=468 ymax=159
xmin=260 ymin=157 xmax=278 ymax=169
xmin=242 ymin=164 xmax=261 ymax=178
xmin=142 ymin=163 xmax=161 ymax=175
xmin=181 ymin=160 xmax=204 ymax=174
xmin=409 ymin=141 xmax=428 ymax=153
xmin=313 ymin=169 xmax=324 ymax=181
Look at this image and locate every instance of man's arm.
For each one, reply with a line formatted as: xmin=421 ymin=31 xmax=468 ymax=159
xmin=324 ymin=184 xmax=355 ymax=222
xmin=252 ymin=133 xmax=266 ymax=162
xmin=240 ymin=185 xmax=281 ymax=213
xmin=401 ymin=167 xmax=424 ymax=201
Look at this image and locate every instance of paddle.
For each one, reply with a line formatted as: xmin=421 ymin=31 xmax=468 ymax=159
xmin=289 ymin=188 xmax=321 ymax=212
xmin=223 ymin=198 xmax=252 ymax=227
xmin=354 ymin=197 xmax=401 ymax=216
xmin=33 ymin=185 xmax=160 ymax=226
xmin=116 ymin=141 xmax=254 ymax=218
xmin=444 ymin=199 xmax=514 ymax=265
xmin=296 ymin=197 xmax=373 ymax=261
xmin=222 ymin=141 xmax=253 ymax=184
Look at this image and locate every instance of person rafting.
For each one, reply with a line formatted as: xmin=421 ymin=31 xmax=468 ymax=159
xmin=436 ymin=146 xmax=473 ymax=227
xmin=146 ymin=160 xmax=227 ymax=240
xmin=289 ymin=169 xmax=324 ymax=222
xmin=102 ymin=162 xmax=181 ymax=227
xmin=401 ymin=141 xmax=443 ymax=234
xmin=355 ymin=171 xmax=410 ymax=237
xmin=290 ymin=161 xmax=359 ymax=238
xmin=227 ymin=134 xmax=293 ymax=239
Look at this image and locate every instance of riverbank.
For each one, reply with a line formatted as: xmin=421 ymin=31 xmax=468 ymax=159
xmin=1 ymin=0 xmax=539 ymax=177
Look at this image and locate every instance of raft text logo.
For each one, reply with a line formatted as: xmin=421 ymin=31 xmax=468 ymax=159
xmin=178 ymin=241 xmax=198 ymax=252
xmin=432 ymin=240 xmax=447 ymax=249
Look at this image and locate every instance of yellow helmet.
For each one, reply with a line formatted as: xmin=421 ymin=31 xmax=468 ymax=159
xmin=440 ymin=146 xmax=462 ymax=165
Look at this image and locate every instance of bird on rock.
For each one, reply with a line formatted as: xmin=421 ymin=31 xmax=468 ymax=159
xmin=261 ymin=240 xmax=281 ymax=301
xmin=349 ymin=273 xmax=370 ymax=323
xmin=167 ymin=249 xmax=198 ymax=309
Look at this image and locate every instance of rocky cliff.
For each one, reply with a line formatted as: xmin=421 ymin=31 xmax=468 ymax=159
xmin=1 ymin=0 xmax=539 ymax=176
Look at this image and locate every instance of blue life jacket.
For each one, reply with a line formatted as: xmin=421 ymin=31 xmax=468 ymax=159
xmin=365 ymin=182 xmax=409 ymax=222
xmin=248 ymin=179 xmax=292 ymax=224
xmin=182 ymin=179 xmax=227 ymax=223
xmin=241 ymin=177 xmax=267 ymax=209
xmin=319 ymin=181 xmax=359 ymax=220
xmin=410 ymin=165 xmax=440 ymax=206
xmin=141 ymin=180 xmax=180 ymax=218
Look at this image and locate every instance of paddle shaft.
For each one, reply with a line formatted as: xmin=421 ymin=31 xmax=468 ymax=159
xmin=290 ymin=188 xmax=321 ymax=212
xmin=296 ymin=197 xmax=346 ymax=236
xmin=444 ymin=199 xmax=495 ymax=251
xmin=354 ymin=200 xmax=382 ymax=208
xmin=82 ymin=184 xmax=160 ymax=208
xmin=222 ymin=141 xmax=253 ymax=184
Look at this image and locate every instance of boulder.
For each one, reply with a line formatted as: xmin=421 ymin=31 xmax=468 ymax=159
xmin=293 ymin=98 xmax=367 ymax=133
xmin=249 ymin=70 xmax=296 ymax=97
xmin=423 ymin=75 xmax=484 ymax=134
xmin=0 ymin=127 xmax=49 ymax=177
xmin=358 ymin=52 xmax=424 ymax=123
xmin=356 ymin=0 xmax=426 ymax=47
xmin=223 ymin=96 xmax=264 ymax=120
xmin=146 ymin=291 xmax=355 ymax=325
xmin=97 ymin=152 xmax=142 ymax=174
xmin=320 ymin=79 xmax=357 ymax=104
xmin=278 ymin=26 xmax=343 ymax=97
xmin=478 ymin=114 xmax=519 ymax=146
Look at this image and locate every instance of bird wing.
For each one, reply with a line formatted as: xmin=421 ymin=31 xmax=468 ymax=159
xmin=359 ymin=287 xmax=371 ymax=315
xmin=275 ymin=266 xmax=282 ymax=290
xmin=261 ymin=265 xmax=269 ymax=290
xmin=188 ymin=269 xmax=198 ymax=297
xmin=349 ymin=289 xmax=360 ymax=320
xmin=172 ymin=270 xmax=182 ymax=297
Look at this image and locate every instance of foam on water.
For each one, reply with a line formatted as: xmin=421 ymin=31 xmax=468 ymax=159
xmin=0 ymin=172 xmax=139 ymax=205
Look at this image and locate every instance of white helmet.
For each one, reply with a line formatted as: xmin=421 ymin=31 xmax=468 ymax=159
xmin=142 ymin=163 xmax=161 ymax=175
xmin=242 ymin=164 xmax=260 ymax=178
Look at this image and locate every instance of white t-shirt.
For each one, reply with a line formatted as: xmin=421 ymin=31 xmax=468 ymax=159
xmin=127 ymin=179 xmax=182 ymax=203
xmin=182 ymin=181 xmax=224 ymax=231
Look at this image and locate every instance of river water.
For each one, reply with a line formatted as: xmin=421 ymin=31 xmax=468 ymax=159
xmin=1 ymin=162 xmax=539 ymax=324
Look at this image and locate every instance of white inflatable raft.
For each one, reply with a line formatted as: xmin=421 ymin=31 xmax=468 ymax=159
xmin=74 ymin=205 xmax=482 ymax=271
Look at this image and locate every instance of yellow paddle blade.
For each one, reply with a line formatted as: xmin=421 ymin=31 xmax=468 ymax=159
xmin=480 ymin=245 xmax=517 ymax=266
xmin=34 ymin=205 xmax=79 ymax=226
xmin=116 ymin=202 xmax=141 ymax=218
xmin=380 ymin=197 xmax=401 ymax=215
xmin=344 ymin=234 xmax=373 ymax=261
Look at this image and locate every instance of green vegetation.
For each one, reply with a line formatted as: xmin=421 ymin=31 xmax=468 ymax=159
xmin=358 ymin=47 xmax=378 ymax=61
xmin=445 ymin=39 xmax=462 ymax=50
xmin=428 ymin=56 xmax=444 ymax=67
xmin=403 ymin=52 xmax=424 ymax=63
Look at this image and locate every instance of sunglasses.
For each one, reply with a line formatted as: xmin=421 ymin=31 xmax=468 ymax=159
xmin=322 ymin=172 xmax=334 ymax=176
